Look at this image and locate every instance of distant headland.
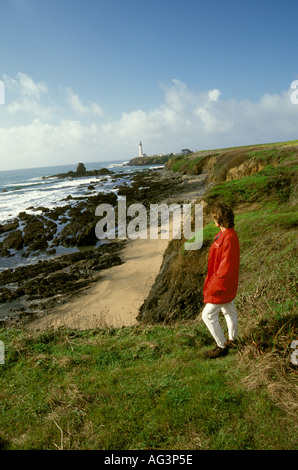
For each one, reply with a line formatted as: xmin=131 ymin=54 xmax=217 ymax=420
xmin=126 ymin=153 xmax=176 ymax=166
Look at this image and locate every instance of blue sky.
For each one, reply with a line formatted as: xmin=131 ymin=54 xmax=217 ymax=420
xmin=1 ymin=0 xmax=298 ymax=170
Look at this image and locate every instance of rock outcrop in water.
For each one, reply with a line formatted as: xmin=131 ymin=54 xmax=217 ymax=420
xmin=76 ymin=162 xmax=87 ymax=175
xmin=48 ymin=165 xmax=113 ymax=179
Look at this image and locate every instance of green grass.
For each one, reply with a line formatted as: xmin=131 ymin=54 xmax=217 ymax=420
xmin=170 ymin=154 xmax=208 ymax=173
xmin=203 ymin=165 xmax=297 ymax=208
xmin=0 ymin=323 xmax=296 ymax=450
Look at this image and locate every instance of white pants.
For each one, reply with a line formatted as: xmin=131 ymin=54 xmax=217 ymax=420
xmin=202 ymin=301 xmax=238 ymax=349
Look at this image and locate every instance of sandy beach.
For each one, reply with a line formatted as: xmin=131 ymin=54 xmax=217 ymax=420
xmin=27 ymin=173 xmax=207 ymax=331
xmin=28 ymin=236 xmax=168 ymax=330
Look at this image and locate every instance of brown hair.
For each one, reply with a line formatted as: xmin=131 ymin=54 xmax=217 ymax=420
xmin=211 ymin=204 xmax=235 ymax=228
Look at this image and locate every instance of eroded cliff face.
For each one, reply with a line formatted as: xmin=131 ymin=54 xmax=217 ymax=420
xmin=137 ymin=239 xmax=209 ymax=324
xmin=225 ymin=159 xmax=266 ymax=180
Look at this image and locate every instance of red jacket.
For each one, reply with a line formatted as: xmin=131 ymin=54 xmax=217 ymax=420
xmin=203 ymin=228 xmax=240 ymax=304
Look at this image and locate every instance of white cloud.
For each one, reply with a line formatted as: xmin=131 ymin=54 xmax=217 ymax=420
xmin=5 ymin=97 xmax=53 ymax=120
xmin=208 ymin=89 xmax=221 ymax=102
xmin=4 ymin=72 xmax=47 ymax=99
xmin=3 ymin=72 xmax=52 ymax=119
xmin=0 ymin=75 xmax=298 ymax=170
xmin=65 ymin=87 xmax=103 ymax=117
xmin=19 ymin=72 xmax=47 ymax=98
xmin=0 ymin=119 xmax=103 ymax=170
xmin=2 ymin=73 xmax=104 ymax=123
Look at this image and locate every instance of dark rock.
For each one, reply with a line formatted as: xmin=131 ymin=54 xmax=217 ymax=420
xmin=76 ymin=223 xmax=97 ymax=246
xmin=23 ymin=216 xmax=48 ymax=252
xmin=76 ymin=162 xmax=87 ymax=175
xmin=138 ymin=238 xmax=209 ymax=325
xmin=2 ymin=230 xmax=23 ymax=250
xmin=0 ymin=220 xmax=19 ymax=234
xmin=48 ymin=166 xmax=114 ymax=179
xmin=45 ymin=205 xmax=71 ymax=220
xmin=35 ymin=206 xmax=50 ymax=213
xmin=56 ymin=192 xmax=117 ymax=248
xmin=0 ymin=245 xmax=12 ymax=257
xmin=85 ymin=253 xmax=122 ymax=271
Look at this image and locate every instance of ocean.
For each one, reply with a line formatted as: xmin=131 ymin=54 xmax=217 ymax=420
xmin=0 ymin=160 xmax=144 ymax=223
xmin=0 ymin=160 xmax=163 ymax=272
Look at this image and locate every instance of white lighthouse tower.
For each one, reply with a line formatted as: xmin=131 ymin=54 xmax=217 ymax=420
xmin=139 ymin=141 xmax=143 ymax=157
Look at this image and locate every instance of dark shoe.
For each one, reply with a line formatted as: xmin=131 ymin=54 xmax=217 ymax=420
xmin=225 ymin=339 xmax=238 ymax=349
xmin=204 ymin=346 xmax=229 ymax=359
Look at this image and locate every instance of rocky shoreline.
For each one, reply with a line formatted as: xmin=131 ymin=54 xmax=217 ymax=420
xmin=0 ymin=167 xmax=205 ymax=327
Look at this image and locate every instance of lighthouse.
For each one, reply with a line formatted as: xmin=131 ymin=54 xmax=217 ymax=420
xmin=139 ymin=141 xmax=143 ymax=157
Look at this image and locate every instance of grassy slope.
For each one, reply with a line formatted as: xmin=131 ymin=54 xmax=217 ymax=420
xmin=0 ymin=140 xmax=297 ymax=450
xmin=166 ymin=139 xmax=298 ymax=181
xmin=0 ymin=324 xmax=296 ymax=450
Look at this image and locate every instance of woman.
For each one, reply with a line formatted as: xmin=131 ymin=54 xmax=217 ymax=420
xmin=201 ymin=204 xmax=240 ymax=358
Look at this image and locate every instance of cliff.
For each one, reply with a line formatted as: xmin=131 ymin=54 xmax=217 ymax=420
xmin=138 ymin=140 xmax=298 ymax=338
xmin=165 ymin=140 xmax=298 ymax=183
xmin=127 ymin=154 xmax=175 ymax=166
